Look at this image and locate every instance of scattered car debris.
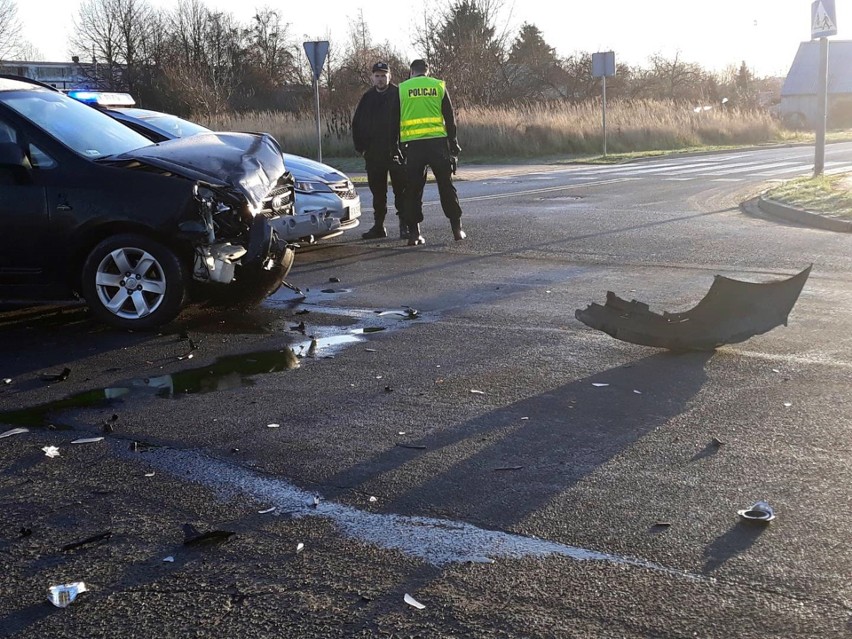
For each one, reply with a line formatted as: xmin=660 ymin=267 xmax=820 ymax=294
xmin=0 ymin=427 xmax=28 ymax=439
xmin=738 ymin=500 xmax=775 ymax=522
xmin=365 ymin=348 xmax=377 ymax=353
xmin=41 ymin=367 xmax=72 ymax=382
xmin=296 ymin=542 xmax=305 ymax=553
xmin=295 ymin=309 xmax=310 ymax=315
xmin=267 ymin=423 xmax=281 ymax=428
xmin=19 ymin=527 xmax=32 ymax=538
xmin=183 ymin=527 xmax=236 ymax=547
xmin=396 ymin=443 xmax=427 ymax=450
xmin=291 ymin=321 xmax=307 ymax=333
xmin=42 ymin=446 xmax=60 ymax=458
xmin=62 ymin=531 xmax=112 ymax=551
xmin=494 ymin=466 xmax=523 ymax=471
xmin=521 ymin=417 xmax=529 ymax=421
xmin=384 ymin=385 xmax=393 ymax=393
xmin=404 ymin=593 xmax=425 ymax=610
xmin=177 ymin=353 xmax=194 ymax=361
xmin=575 ymin=266 xmax=811 ymax=350
xmin=783 ymin=402 xmax=793 ymax=407
xmin=470 ymin=389 xmax=485 ymax=395
xmin=307 ymin=338 xmax=318 ymax=357
xmin=369 ymin=496 xmax=378 ymax=503
xmin=308 ymin=496 xmax=320 ymax=508
xmin=772 ymin=368 xmax=781 ymax=373
xmin=711 ymin=437 xmax=726 ymax=447
xmin=71 ymin=437 xmax=104 ymax=444
xmin=652 ymin=521 xmax=672 ymax=528
xmin=48 ymin=582 xmax=87 ymax=608
xmin=592 ymin=383 xmax=609 ymax=387
xmin=2 ymin=378 xmax=11 ymax=385
xmin=163 ymin=556 xmax=175 ymax=562
xmin=633 ymin=390 xmax=642 ymax=394
xmin=144 ymin=472 xmax=155 ymax=477
xmin=329 ymin=277 xmax=341 ymax=283
xmin=258 ymin=507 xmax=276 ymax=514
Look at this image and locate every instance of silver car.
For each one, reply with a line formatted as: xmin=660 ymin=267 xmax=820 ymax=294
xmin=66 ymin=93 xmax=361 ymax=241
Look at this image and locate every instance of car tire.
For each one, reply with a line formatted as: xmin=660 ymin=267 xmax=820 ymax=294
xmin=81 ymin=234 xmax=188 ymax=330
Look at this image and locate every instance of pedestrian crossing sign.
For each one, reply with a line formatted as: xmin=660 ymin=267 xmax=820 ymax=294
xmin=811 ymin=0 xmax=837 ymax=38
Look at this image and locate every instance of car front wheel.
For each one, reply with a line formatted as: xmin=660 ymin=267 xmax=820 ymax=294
xmin=81 ymin=234 xmax=188 ymax=330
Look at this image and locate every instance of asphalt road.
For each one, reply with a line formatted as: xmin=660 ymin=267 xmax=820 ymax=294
xmin=2 ymin=143 xmax=851 ymax=638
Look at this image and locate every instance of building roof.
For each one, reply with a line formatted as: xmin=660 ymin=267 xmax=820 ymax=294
xmin=781 ymin=40 xmax=852 ymax=96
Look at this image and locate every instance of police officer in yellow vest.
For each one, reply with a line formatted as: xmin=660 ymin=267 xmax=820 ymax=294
xmin=391 ymin=59 xmax=465 ymax=245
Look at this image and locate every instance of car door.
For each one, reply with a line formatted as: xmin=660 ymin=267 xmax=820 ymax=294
xmin=0 ymin=117 xmax=51 ymax=293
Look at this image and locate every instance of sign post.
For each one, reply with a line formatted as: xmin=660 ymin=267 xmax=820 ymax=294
xmin=303 ymin=41 xmax=330 ymax=163
xmin=811 ymin=0 xmax=837 ymax=176
xmin=592 ymin=51 xmax=616 ymax=157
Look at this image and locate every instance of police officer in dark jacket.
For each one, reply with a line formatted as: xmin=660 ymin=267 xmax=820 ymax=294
xmin=390 ymin=58 xmax=465 ymax=246
xmin=352 ymin=61 xmax=407 ymax=239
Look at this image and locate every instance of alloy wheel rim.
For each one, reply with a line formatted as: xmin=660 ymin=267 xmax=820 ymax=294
xmin=94 ymin=247 xmax=167 ymax=320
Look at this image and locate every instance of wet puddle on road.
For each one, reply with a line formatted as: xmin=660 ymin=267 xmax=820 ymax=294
xmin=0 ymin=307 xmax=428 ymax=429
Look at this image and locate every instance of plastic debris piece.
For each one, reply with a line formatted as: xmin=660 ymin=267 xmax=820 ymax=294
xmin=711 ymin=437 xmax=726 ymax=446
xmin=520 ymin=417 xmax=529 ymax=421
xmin=41 ymin=367 xmax=71 ymax=382
xmin=783 ymin=402 xmax=792 ymax=407
xmin=307 ymin=338 xmax=318 ymax=357
xmin=384 ymin=385 xmax=393 ymax=392
xmin=652 ymin=521 xmax=672 ymax=528
xmin=738 ymin=500 xmax=775 ymax=522
xmin=772 ymin=368 xmax=781 ymax=373
xmin=494 ymin=465 xmax=523 ymax=471
xmin=267 ymin=423 xmax=281 ymax=428
xmin=633 ymin=390 xmax=642 ymax=394
xmin=0 ymin=427 xmax=28 ymax=439
xmin=592 ymin=383 xmax=609 ymax=387
xmin=396 ymin=443 xmax=426 ymax=450
xmin=48 ymin=582 xmax=87 ymax=608
xmin=365 ymin=348 xmax=377 ymax=352
xmin=470 ymin=389 xmax=485 ymax=395
xmin=183 ymin=529 xmax=235 ymax=546
xmin=62 ymin=531 xmax=112 ymax=551
xmin=42 ymin=446 xmax=60 ymax=458
xmin=296 ymin=542 xmax=304 ymax=553
xmin=404 ymin=593 xmax=425 ymax=610
xmin=71 ymin=437 xmax=104 ymax=444
xmin=369 ymin=496 xmax=378 ymax=503
xmin=308 ymin=496 xmax=320 ymax=507
xmin=2 ymin=378 xmax=11 ymax=384
xmin=163 ymin=556 xmax=175 ymax=562
xmin=144 ymin=472 xmax=155 ymax=477
xmin=329 ymin=277 xmax=340 ymax=283
xmin=177 ymin=353 xmax=194 ymax=361
xmin=258 ymin=506 xmax=276 ymax=514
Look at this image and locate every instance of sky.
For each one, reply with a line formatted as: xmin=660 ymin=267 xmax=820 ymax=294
xmin=13 ymin=0 xmax=847 ymax=77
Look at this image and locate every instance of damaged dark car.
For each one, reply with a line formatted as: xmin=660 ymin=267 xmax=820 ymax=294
xmin=0 ymin=76 xmax=296 ymax=329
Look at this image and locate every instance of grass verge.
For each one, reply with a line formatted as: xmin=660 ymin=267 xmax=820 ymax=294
xmin=764 ymin=173 xmax=852 ymax=219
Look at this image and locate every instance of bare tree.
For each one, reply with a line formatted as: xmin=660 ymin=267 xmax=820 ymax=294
xmin=0 ymin=0 xmax=22 ymax=59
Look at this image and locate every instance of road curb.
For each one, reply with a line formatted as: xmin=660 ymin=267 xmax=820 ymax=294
xmin=757 ymin=196 xmax=852 ymax=233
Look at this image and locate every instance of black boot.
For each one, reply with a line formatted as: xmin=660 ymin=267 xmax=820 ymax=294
xmin=362 ymin=224 xmax=387 ymax=239
xmin=398 ymin=217 xmax=408 ymax=240
xmin=451 ymin=220 xmax=466 ymax=241
xmin=407 ymin=223 xmax=425 ymax=246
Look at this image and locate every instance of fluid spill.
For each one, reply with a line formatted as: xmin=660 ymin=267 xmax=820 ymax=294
xmin=134 ymin=446 xmax=704 ymax=579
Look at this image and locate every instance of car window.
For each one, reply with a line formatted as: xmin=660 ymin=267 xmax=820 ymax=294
xmin=1 ymin=90 xmax=153 ymax=159
xmin=138 ymin=113 xmax=210 ymax=139
xmin=29 ymin=144 xmax=56 ymax=169
xmin=0 ymin=120 xmax=17 ymax=144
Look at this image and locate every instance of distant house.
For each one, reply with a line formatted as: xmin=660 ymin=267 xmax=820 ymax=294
xmin=780 ymin=40 xmax=852 ymax=127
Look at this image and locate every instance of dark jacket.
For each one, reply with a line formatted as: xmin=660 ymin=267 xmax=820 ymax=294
xmin=352 ymin=84 xmax=398 ymax=163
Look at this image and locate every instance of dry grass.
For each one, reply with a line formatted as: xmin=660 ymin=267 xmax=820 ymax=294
xmin=765 ymin=173 xmax=852 ymax=219
xmin=199 ymin=100 xmax=784 ymax=160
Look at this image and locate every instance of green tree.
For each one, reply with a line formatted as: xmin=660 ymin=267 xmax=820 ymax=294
xmin=505 ymin=22 xmax=562 ymax=102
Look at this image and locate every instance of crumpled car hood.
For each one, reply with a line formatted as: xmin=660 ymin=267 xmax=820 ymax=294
xmin=115 ymin=132 xmax=285 ymax=210
xmin=283 ymin=153 xmax=346 ymax=183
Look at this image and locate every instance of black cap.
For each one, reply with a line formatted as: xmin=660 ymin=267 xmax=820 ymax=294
xmin=410 ymin=59 xmax=429 ymax=73
xmin=372 ymin=61 xmax=390 ymax=73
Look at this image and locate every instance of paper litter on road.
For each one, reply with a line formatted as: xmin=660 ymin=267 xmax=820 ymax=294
xmin=48 ymin=582 xmax=87 ymax=608
xmin=42 ymin=446 xmax=60 ymax=458
xmin=404 ymin=593 xmax=425 ymax=609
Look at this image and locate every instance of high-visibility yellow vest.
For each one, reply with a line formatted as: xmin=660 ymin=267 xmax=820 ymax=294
xmin=399 ymin=76 xmax=447 ymax=142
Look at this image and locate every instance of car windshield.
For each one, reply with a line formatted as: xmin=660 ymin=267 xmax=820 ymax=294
xmin=2 ymin=90 xmax=153 ymax=159
xmin=133 ymin=111 xmax=210 ymax=139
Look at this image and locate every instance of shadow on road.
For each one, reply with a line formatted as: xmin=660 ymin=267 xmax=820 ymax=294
xmin=702 ymin=522 xmax=767 ymax=573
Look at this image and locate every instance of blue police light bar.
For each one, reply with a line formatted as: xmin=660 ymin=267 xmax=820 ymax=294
xmin=67 ymin=91 xmax=136 ymax=107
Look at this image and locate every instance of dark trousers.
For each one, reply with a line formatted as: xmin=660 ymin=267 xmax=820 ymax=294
xmin=402 ymin=137 xmax=462 ymax=226
xmin=365 ymin=160 xmax=406 ymax=226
